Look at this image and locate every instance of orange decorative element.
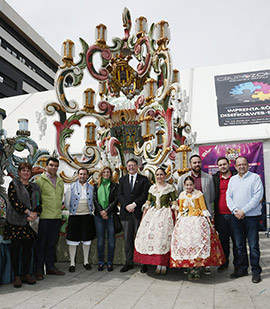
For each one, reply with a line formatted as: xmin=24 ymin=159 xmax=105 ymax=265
xmin=144 ymin=78 xmax=157 ymax=105
xmin=85 ymin=122 xmax=97 ymax=146
xmin=135 ymin=16 xmax=147 ymax=38
xmin=108 ymin=54 xmax=146 ymax=98
xmin=82 ymin=88 xmax=95 ymax=113
xmin=61 ymin=40 xmax=75 ymax=68
xmin=172 ymin=69 xmax=179 ymax=83
xmin=156 ymin=21 xmax=170 ymax=50
xmin=95 ymin=24 xmax=108 ymax=48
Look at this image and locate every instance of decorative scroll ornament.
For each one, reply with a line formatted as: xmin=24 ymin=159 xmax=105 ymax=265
xmin=44 ymin=8 xmax=196 ymax=184
xmin=5 ymin=135 xmax=49 ymax=180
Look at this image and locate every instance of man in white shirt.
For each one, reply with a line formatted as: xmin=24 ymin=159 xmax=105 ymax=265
xmin=226 ymin=156 xmax=264 ymax=283
xmin=64 ymin=168 xmax=95 ymax=272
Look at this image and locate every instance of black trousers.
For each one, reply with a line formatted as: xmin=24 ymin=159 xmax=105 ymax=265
xmin=10 ymin=238 xmax=34 ymax=276
xmin=121 ymin=214 xmax=140 ymax=265
xmin=35 ymin=219 xmax=61 ymax=271
xmin=215 ymin=214 xmax=237 ymax=268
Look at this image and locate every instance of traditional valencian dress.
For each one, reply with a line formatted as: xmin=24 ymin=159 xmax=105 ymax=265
xmin=170 ymin=189 xmax=225 ymax=268
xmin=134 ymin=183 xmax=177 ymax=266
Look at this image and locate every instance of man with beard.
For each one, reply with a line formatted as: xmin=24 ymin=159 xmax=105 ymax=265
xmin=178 ymin=154 xmax=215 ymax=275
xmin=213 ymin=157 xmax=237 ymax=273
xmin=178 ymin=154 xmax=215 ymax=217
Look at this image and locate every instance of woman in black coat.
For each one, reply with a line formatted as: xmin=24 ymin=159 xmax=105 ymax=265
xmin=93 ymin=166 xmax=118 ymax=271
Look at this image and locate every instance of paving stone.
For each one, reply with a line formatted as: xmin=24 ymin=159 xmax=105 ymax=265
xmin=0 ymin=233 xmax=270 ymax=309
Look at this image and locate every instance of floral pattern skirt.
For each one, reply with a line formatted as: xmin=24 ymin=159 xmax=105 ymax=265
xmin=170 ymin=216 xmax=225 ymax=268
xmin=134 ymin=207 xmax=174 ymax=266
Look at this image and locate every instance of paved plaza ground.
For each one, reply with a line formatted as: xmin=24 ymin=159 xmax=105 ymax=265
xmin=0 ymin=233 xmax=270 ymax=309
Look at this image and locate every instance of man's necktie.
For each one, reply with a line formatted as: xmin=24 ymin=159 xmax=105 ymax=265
xmin=130 ymin=175 xmax=134 ymax=191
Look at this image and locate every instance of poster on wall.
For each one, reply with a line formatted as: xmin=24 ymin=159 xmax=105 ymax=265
xmin=199 ymin=142 xmax=266 ymax=227
xmin=215 ymin=70 xmax=270 ymax=126
xmin=199 ymin=142 xmax=265 ymax=182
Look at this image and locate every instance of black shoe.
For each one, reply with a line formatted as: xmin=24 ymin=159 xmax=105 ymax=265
xmin=230 ymin=271 xmax=248 ymax=279
xmin=35 ymin=271 xmax=44 ymax=280
xmin=140 ymin=264 xmax=148 ymax=273
xmin=13 ymin=276 xmax=22 ymax=288
xmin=217 ymin=264 xmax=228 ymax=273
xmin=83 ymin=263 xmax=92 ymax=270
xmin=69 ymin=266 xmax=75 ymax=273
xmin=252 ymin=273 xmax=261 ymax=283
xmin=98 ymin=263 xmax=104 ymax=271
xmin=47 ymin=268 xmax=65 ymax=275
xmin=22 ymin=274 xmax=36 ymax=285
xmin=204 ymin=267 xmax=211 ymax=275
xmin=107 ymin=263 xmax=113 ymax=272
xmin=120 ymin=264 xmax=134 ymax=272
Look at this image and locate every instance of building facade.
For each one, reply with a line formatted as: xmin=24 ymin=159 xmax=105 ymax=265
xmin=0 ymin=0 xmax=60 ymax=98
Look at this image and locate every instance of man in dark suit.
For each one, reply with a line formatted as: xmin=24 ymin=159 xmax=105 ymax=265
xmin=118 ymin=158 xmax=150 ymax=272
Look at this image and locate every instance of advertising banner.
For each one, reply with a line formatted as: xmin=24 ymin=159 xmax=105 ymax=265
xmin=199 ymin=142 xmax=266 ymax=227
xmin=199 ymin=142 xmax=264 ymax=180
xmin=215 ymin=70 xmax=270 ymax=126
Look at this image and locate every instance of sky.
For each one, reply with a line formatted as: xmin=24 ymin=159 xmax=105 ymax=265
xmin=4 ymin=0 xmax=270 ymax=71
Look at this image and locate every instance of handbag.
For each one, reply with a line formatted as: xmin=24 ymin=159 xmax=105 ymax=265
xmin=29 ymin=217 xmax=39 ymax=233
xmin=113 ymin=213 xmax=122 ymax=234
xmin=29 ymin=191 xmax=41 ymax=233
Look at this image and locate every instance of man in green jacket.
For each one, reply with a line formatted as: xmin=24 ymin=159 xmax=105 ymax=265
xmin=35 ymin=157 xmax=65 ymax=280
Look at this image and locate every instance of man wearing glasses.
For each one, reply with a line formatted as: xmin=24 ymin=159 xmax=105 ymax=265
xmin=226 ymin=156 xmax=264 ymax=283
xmin=118 ymin=159 xmax=150 ymax=273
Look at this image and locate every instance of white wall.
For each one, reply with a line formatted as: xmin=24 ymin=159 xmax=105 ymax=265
xmin=182 ymin=59 xmax=270 ymax=215
xmin=1 ymin=84 xmax=96 ymax=153
xmin=188 ymin=59 xmax=270 ymax=144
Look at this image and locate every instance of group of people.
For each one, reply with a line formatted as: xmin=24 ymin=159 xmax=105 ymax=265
xmin=4 ymin=154 xmax=264 ymax=288
xmin=5 ymin=158 xmax=66 ymax=288
xmin=115 ymin=155 xmax=263 ymax=284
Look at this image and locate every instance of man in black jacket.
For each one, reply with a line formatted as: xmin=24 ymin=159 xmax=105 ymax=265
xmin=213 ymin=157 xmax=237 ymax=272
xmin=118 ymin=158 xmax=150 ymax=272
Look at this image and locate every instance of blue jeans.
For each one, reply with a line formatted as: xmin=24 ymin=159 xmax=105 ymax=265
xmin=231 ymin=215 xmax=262 ymax=275
xmin=215 ymin=214 xmax=236 ymax=268
xmin=94 ymin=215 xmax=115 ymax=264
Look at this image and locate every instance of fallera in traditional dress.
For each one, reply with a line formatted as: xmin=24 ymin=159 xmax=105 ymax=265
xmin=134 ymin=183 xmax=177 ymax=266
xmin=170 ymin=189 xmax=225 ymax=268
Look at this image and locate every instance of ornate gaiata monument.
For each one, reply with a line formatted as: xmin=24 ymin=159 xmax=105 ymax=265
xmin=0 ymin=111 xmax=49 ymax=217
xmin=45 ymin=8 xmax=196 ymax=183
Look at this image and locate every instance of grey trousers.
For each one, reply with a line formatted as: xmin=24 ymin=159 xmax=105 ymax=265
xmin=121 ymin=214 xmax=140 ymax=265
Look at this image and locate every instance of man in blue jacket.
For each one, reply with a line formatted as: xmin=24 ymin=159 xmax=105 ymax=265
xmin=64 ymin=168 xmax=95 ymax=272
